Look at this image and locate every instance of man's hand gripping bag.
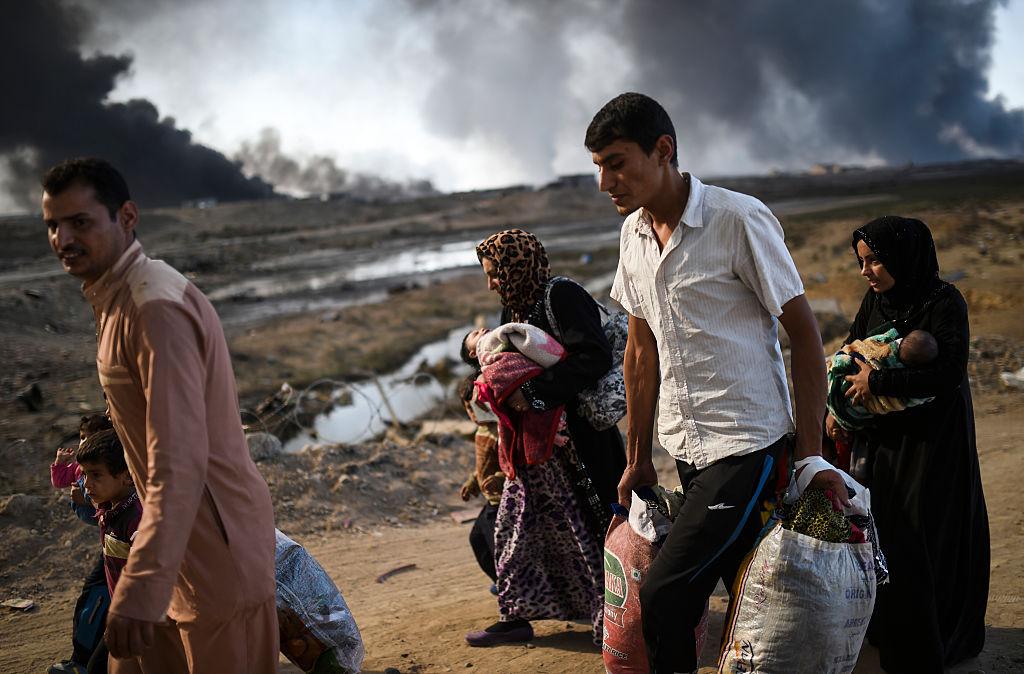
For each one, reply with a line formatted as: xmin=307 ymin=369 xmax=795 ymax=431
xmin=718 ymin=458 xmax=881 ymax=674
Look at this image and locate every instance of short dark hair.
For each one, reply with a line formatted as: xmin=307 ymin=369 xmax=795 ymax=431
xmin=458 ymin=374 xmax=477 ymax=404
xmin=586 ymin=92 xmax=678 ymax=166
xmin=41 ymin=158 xmax=131 ymax=220
xmin=79 ymin=413 xmax=113 ymax=438
xmin=460 ymin=330 xmax=480 ymax=371
xmin=76 ymin=428 xmax=128 ymax=476
xmin=900 ymin=330 xmax=939 ymax=366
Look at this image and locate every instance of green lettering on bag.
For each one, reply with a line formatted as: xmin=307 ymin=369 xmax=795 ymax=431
xmin=604 ymin=549 xmax=628 ymax=607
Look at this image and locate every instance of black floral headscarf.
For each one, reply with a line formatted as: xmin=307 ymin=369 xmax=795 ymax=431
xmin=852 ymin=216 xmax=948 ymax=312
xmin=475 ymin=229 xmax=551 ymax=321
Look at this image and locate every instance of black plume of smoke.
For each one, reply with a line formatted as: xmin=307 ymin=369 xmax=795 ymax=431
xmin=411 ymin=0 xmax=1023 ymax=173
xmin=0 ymin=0 xmax=272 ymax=210
xmin=235 ymin=128 xmax=437 ymax=200
xmin=622 ymin=0 xmax=1024 ymax=166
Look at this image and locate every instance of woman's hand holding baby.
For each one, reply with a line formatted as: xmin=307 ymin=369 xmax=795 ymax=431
xmin=505 ymin=389 xmax=530 ymax=412
xmin=844 ymin=359 xmax=873 ymax=406
xmin=480 ymin=473 xmax=504 ymax=494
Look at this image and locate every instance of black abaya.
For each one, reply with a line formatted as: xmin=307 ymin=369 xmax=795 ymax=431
xmin=847 ymin=219 xmax=990 ymax=673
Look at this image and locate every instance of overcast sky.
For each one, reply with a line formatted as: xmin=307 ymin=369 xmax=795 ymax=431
xmin=3 ymin=0 xmax=1022 ymax=210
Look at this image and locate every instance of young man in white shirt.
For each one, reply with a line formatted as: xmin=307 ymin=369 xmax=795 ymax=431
xmin=588 ymin=92 xmax=846 ymax=673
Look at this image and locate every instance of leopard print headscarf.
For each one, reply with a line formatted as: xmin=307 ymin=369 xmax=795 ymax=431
xmin=475 ymin=229 xmax=551 ymax=321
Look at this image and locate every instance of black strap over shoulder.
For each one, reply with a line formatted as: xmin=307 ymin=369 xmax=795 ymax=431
xmin=543 ymin=276 xmax=609 ymax=344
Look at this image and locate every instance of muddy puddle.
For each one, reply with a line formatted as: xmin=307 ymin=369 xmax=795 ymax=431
xmin=278 ymin=269 xmax=620 ymax=451
xmin=212 ymin=218 xmax=622 ymax=325
xmin=282 ymin=325 xmax=474 ymax=450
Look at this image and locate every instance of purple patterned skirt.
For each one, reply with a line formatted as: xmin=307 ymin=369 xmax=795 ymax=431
xmin=494 ymin=446 xmax=605 ymax=642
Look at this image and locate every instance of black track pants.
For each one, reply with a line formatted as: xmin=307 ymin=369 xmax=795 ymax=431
xmin=640 ymin=438 xmax=783 ymax=673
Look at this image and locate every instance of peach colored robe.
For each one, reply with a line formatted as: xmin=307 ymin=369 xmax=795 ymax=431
xmin=85 ymin=240 xmax=276 ymax=629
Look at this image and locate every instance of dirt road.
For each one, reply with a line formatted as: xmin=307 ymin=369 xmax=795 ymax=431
xmin=2 ymin=172 xmax=1022 ymax=673
xmin=270 ymin=390 xmax=1024 ymax=674
xmin=3 ymin=390 xmax=1020 ymax=674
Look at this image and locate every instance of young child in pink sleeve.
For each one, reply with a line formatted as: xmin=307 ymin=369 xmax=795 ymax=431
xmin=51 ymin=414 xmax=114 ymax=489
xmin=46 ymin=413 xmax=114 ymax=674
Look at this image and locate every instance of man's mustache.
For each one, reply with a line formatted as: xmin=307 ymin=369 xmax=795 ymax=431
xmin=58 ymin=246 xmax=86 ymax=257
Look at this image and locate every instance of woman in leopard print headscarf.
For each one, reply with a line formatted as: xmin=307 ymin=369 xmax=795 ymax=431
xmin=475 ymin=229 xmax=550 ymax=321
xmin=465 ymin=229 xmax=626 ymax=648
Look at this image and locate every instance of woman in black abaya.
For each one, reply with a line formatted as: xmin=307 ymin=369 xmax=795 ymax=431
xmin=826 ymin=216 xmax=990 ymax=673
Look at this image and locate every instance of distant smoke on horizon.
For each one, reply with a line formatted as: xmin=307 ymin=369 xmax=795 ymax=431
xmin=3 ymin=0 xmax=1021 ymax=209
xmin=0 ymin=1 xmax=274 ymax=211
xmin=234 ymin=128 xmax=438 ymax=200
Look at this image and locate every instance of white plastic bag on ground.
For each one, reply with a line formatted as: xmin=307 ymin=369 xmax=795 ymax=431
xmin=275 ymin=529 xmax=364 ymax=673
xmin=718 ymin=459 xmax=878 ymax=674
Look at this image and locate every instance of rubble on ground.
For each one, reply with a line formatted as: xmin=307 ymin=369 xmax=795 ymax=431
xmin=970 ymin=336 xmax=1024 ymax=391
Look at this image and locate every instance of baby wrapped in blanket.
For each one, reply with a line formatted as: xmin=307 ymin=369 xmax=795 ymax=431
xmin=827 ymin=327 xmax=937 ymax=431
xmin=463 ymin=323 xmax=567 ymax=479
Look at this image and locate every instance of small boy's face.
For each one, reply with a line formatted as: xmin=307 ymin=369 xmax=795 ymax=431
xmin=79 ymin=461 xmax=132 ymax=505
xmin=464 ymin=327 xmax=489 ymax=359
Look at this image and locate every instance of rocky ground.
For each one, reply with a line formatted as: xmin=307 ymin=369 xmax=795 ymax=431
xmin=1 ymin=169 xmax=1022 ymax=672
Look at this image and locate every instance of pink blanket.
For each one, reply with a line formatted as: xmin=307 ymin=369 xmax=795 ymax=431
xmin=477 ymin=322 xmax=565 ymax=368
xmin=476 ymin=351 xmax=564 ymax=480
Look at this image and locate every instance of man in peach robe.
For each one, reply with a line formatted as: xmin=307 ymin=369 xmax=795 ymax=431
xmin=42 ymin=157 xmax=278 ymax=673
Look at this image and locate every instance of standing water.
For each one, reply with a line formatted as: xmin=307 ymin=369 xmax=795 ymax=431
xmin=277 ymin=269 xmax=617 ymax=451
xmin=282 ymin=325 xmax=474 ymax=451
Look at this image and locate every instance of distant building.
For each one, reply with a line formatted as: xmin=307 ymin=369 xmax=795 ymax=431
xmin=181 ymin=197 xmax=219 ymax=209
xmin=544 ymin=173 xmax=597 ymax=190
xmin=450 ymin=185 xmax=532 ymax=200
xmin=808 ymin=163 xmax=843 ymax=176
xmin=806 ymin=163 xmax=867 ymax=176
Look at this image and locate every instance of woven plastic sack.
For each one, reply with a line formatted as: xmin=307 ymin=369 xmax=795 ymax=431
xmin=718 ymin=459 xmax=878 ymax=674
xmin=603 ymin=491 xmax=708 ymax=674
xmin=275 ymin=529 xmax=364 ymax=673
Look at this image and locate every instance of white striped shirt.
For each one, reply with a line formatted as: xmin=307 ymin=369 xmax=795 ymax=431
xmin=610 ymin=175 xmax=804 ymax=468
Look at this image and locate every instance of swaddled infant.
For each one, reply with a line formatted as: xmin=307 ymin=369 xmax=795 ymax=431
xmin=460 ymin=323 xmax=567 ymax=480
xmin=827 ymin=328 xmax=938 ymax=431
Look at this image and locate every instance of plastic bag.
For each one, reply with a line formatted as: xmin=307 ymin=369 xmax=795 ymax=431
xmin=275 ymin=529 xmax=364 ymax=673
xmin=784 ymin=456 xmax=888 ymax=585
xmin=718 ymin=459 xmax=880 ymax=674
xmin=603 ymin=489 xmax=708 ymax=674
